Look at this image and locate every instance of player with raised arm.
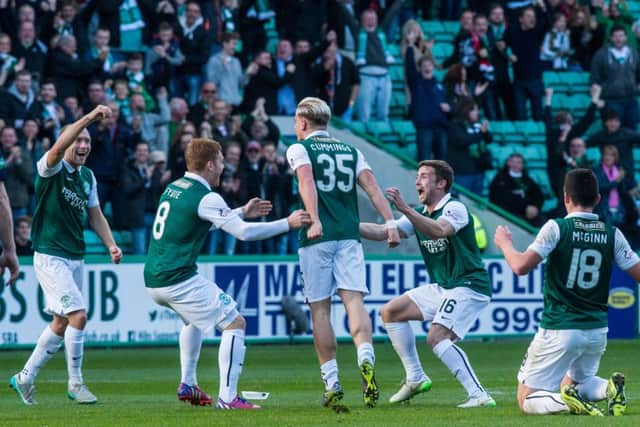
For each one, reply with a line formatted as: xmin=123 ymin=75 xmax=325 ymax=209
xmin=286 ymin=97 xmax=400 ymax=412
xmin=0 ymin=152 xmax=19 ymax=285
xmin=10 ymin=105 xmax=123 ymax=405
xmin=494 ymin=168 xmax=639 ymax=416
xmin=360 ymin=160 xmax=495 ymax=408
xmin=144 ymin=138 xmax=310 ymax=410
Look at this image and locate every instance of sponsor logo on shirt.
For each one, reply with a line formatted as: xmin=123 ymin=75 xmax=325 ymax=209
xmin=419 ymin=237 xmax=448 ymax=254
xmin=61 ymin=187 xmax=88 ymax=210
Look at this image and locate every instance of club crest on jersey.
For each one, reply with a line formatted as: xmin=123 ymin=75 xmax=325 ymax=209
xmin=61 ymin=295 xmax=71 ymax=309
xmin=219 ymin=293 xmax=232 ymax=305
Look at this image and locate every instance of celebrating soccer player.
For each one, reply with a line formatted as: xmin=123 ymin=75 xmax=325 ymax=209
xmin=360 ymin=160 xmax=496 ymax=408
xmin=287 ymin=97 xmax=400 ymax=412
xmin=10 ymin=105 xmax=123 ymax=405
xmin=494 ymin=168 xmax=639 ymax=416
xmin=144 ymin=137 xmax=311 ymax=409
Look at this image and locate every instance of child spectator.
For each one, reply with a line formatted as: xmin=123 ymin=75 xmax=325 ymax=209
xmin=541 ymin=13 xmax=572 ymax=70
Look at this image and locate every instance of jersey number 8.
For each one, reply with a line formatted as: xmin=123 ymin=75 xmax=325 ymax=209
xmin=316 ymin=153 xmax=354 ymax=193
xmin=152 ymin=201 xmax=171 ymax=240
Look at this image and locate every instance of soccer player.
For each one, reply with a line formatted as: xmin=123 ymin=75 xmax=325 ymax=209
xmin=494 ymin=168 xmax=639 ymax=416
xmin=360 ymin=160 xmax=496 ymax=408
xmin=0 ymin=153 xmax=19 ymax=285
xmin=144 ymin=137 xmax=311 ymax=410
xmin=10 ymin=105 xmax=123 ymax=405
xmin=286 ymin=97 xmax=400 ymax=411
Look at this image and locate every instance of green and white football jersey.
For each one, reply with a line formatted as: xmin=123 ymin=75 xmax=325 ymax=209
xmin=395 ymin=194 xmax=492 ymax=297
xmin=31 ymin=153 xmax=99 ymax=260
xmin=286 ymin=130 xmax=370 ymax=247
xmin=528 ymin=212 xmax=639 ymax=330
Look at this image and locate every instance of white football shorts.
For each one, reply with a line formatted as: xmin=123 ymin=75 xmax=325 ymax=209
xmin=34 ymin=252 xmax=86 ymax=316
xmin=405 ymin=283 xmax=490 ymax=340
xmin=146 ymin=274 xmax=239 ymax=333
xmin=518 ymin=327 xmax=608 ymax=391
xmin=298 ymin=239 xmax=367 ymax=303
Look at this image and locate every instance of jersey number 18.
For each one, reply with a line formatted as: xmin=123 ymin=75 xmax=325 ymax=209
xmin=566 ymin=248 xmax=602 ymax=290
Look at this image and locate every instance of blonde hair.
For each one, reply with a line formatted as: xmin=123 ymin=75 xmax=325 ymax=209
xmin=295 ymin=97 xmax=331 ymax=128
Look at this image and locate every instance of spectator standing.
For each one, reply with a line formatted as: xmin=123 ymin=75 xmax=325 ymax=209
xmin=261 ymin=140 xmax=293 ymax=254
xmin=312 ymin=42 xmax=360 ymax=120
xmin=404 ymin=35 xmax=449 ymax=161
xmin=122 ymin=141 xmax=151 ymax=254
xmin=129 ymin=87 xmax=170 ymax=153
xmin=2 ymin=69 xmax=37 ymax=129
xmin=167 ymin=121 xmax=195 ymax=182
xmin=443 ymin=63 xmax=487 ymax=112
xmin=85 ymin=27 xmax=126 ymax=79
xmin=1 ymin=126 xmax=33 ymax=220
xmin=569 ymin=7 xmax=604 ymax=71
xmin=187 ymin=82 xmax=217 ymax=129
xmin=544 ymin=86 xmax=603 ymax=206
xmin=49 ymin=35 xmax=105 ymax=103
xmin=177 ymin=1 xmax=209 ymax=105
xmin=168 ymin=97 xmax=189 ymax=143
xmin=205 ymin=32 xmax=247 ymax=110
xmin=210 ymin=99 xmax=247 ymax=146
xmin=593 ymin=0 xmax=635 ymax=47
xmin=505 ymin=5 xmax=548 ymax=121
xmin=35 ymin=80 xmax=72 ymax=143
xmin=327 ymin=0 xmax=359 ymax=53
xmin=447 ymin=99 xmax=493 ymax=194
xmin=0 ymin=32 xmax=23 ymax=87
xmin=14 ymin=215 xmax=33 ymax=256
xmin=587 ymin=109 xmax=640 ymax=179
xmin=489 ymin=153 xmax=545 ymax=226
xmin=242 ymin=51 xmax=292 ymax=115
xmin=41 ymin=0 xmax=89 ymax=57
xmin=355 ymin=9 xmax=394 ymax=122
xmin=236 ymin=140 xmax=264 ymax=254
xmin=146 ymin=22 xmax=185 ymax=93
xmin=287 ymin=33 xmax=334 ymax=103
xmin=487 ymin=4 xmax=516 ymax=120
xmin=565 ymin=137 xmax=592 ymax=171
xmin=87 ymin=102 xmax=140 ymax=229
xmin=593 ymin=144 xmax=637 ymax=230
xmin=12 ymin=21 xmax=47 ymax=85
xmin=540 ymin=13 xmax=571 ymax=70
xmin=237 ymin=0 xmax=274 ymax=63
xmin=590 ymin=25 xmax=640 ymax=130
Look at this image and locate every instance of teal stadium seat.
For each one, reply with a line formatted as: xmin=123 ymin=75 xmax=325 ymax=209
xmin=432 ymin=43 xmax=453 ymax=62
xmin=389 ymin=64 xmax=404 ymax=90
xmin=519 ymin=121 xmax=545 ymax=144
xmin=570 ymin=94 xmax=591 ymax=115
xmin=84 ymin=230 xmax=105 ymax=254
xmin=349 ymin=121 xmax=366 ymax=135
xmin=367 ymin=121 xmax=397 ymax=144
xmin=390 ymin=91 xmax=407 ymax=118
xmin=391 ymin=120 xmax=416 ymax=146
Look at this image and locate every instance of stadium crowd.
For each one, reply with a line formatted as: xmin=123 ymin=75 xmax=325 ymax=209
xmin=1 ymin=0 xmax=640 ymax=255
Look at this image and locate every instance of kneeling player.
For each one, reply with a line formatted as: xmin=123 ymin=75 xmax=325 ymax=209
xmin=144 ymin=138 xmax=310 ymax=409
xmin=495 ymin=169 xmax=639 ymax=416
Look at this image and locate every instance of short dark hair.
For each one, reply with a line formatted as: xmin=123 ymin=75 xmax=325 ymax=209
xmin=15 ymin=215 xmax=32 ymax=228
xmin=610 ymin=24 xmax=627 ymax=36
xmin=221 ymin=32 xmax=239 ymax=43
xmin=519 ymin=6 xmax=534 ymax=17
xmin=157 ymin=22 xmax=173 ymax=33
xmin=127 ymin=52 xmax=144 ymax=62
xmin=564 ymin=169 xmax=599 ymax=207
xmin=418 ymin=160 xmax=454 ymax=192
xmin=603 ymin=109 xmax=620 ymax=122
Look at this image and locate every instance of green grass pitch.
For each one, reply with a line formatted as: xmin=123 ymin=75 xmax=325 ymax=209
xmin=0 ymin=339 xmax=637 ymax=426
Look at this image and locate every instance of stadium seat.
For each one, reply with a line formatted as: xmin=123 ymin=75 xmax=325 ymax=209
xmin=84 ymin=230 xmax=106 ymax=254
xmin=586 ymin=146 xmax=601 ymax=162
xmin=553 ymin=93 xmax=572 ymax=110
xmin=570 ymin=94 xmax=591 ymax=115
xmin=387 ymin=44 xmax=400 ymax=58
xmin=422 ymin=20 xmax=444 ymax=39
xmin=519 ymin=121 xmax=545 ymax=144
xmin=432 ymin=43 xmax=453 ymax=62
xmin=543 ymin=72 xmax=561 ymax=89
xmin=442 ymin=21 xmax=459 ymax=34
xmin=391 ymin=120 xmax=416 ymax=146
xmin=491 ymin=121 xmax=521 ymax=144
xmin=564 ymin=72 xmax=590 ymax=94
xmin=349 ymin=121 xmax=366 ymax=135
xmin=390 ymin=91 xmax=407 ymax=118
xmin=367 ymin=121 xmax=398 ymax=144
xmin=389 ymin=64 xmax=404 ymax=90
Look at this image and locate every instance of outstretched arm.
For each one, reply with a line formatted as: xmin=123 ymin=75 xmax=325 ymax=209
xmin=47 ymin=105 xmax=111 ymax=168
xmin=358 ymin=169 xmax=400 ymax=247
xmin=494 ymin=225 xmax=542 ymax=275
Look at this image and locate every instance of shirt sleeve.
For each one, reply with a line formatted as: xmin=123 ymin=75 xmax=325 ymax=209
xmin=395 ymin=215 xmax=415 ymax=237
xmin=197 ymin=192 xmax=238 ymax=229
xmin=37 ymin=151 xmax=63 ymax=178
xmin=88 ymin=171 xmax=99 ymax=208
xmin=355 ymin=148 xmax=372 ymax=177
xmin=286 ymin=143 xmax=311 ymax=171
xmin=527 ymin=220 xmax=560 ymax=259
xmin=614 ymin=227 xmax=640 ymax=270
xmin=439 ymin=201 xmax=469 ymax=232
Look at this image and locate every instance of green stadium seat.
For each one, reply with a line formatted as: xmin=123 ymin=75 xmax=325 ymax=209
xmin=492 ymin=121 xmax=522 ymax=144
xmin=349 ymin=121 xmax=366 ymax=135
xmin=422 ymin=20 xmax=444 ymax=38
xmin=565 ymin=72 xmax=590 ymax=94
xmin=543 ymin=72 xmax=561 ymax=89
xmin=391 ymin=120 xmax=416 ymax=146
xmin=586 ymin=147 xmax=600 ymax=162
xmin=432 ymin=43 xmax=453 ymax=61
xmin=84 ymin=230 xmax=106 ymax=254
xmin=442 ymin=21 xmax=459 ymax=34
xmin=389 ymin=64 xmax=404 ymax=90
xmin=390 ymin=91 xmax=407 ymax=118
xmin=520 ymin=121 xmax=545 ymax=144
xmin=570 ymin=94 xmax=591 ymax=115
xmin=367 ymin=121 xmax=397 ymax=144
xmin=553 ymin=94 xmax=572 ymax=110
